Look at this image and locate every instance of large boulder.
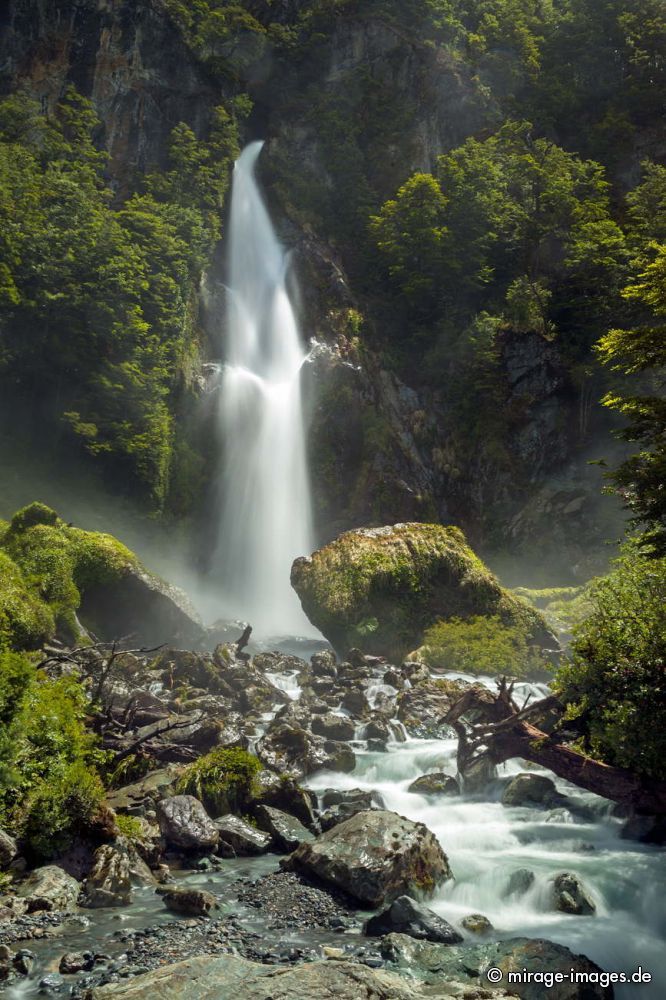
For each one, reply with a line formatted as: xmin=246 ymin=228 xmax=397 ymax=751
xmin=157 ymin=887 xmax=218 ymax=917
xmin=81 ymin=842 xmax=132 ymax=908
xmin=381 ymin=934 xmax=612 ymax=999
xmin=256 ymin=723 xmax=355 ymax=779
xmin=214 ymin=816 xmax=271 ymax=856
xmin=364 ymin=895 xmax=463 ymax=944
xmin=285 ymin=810 xmax=452 ymax=907
xmin=16 ymin=866 xmax=80 ymax=913
xmin=291 ymin=523 xmax=555 ymax=659
xmin=502 ymin=773 xmax=560 ymax=809
xmin=88 ymin=954 xmax=441 ymax=999
xmin=408 ymin=774 xmax=459 ymax=797
xmin=550 ymin=872 xmax=596 ymax=915
xmin=155 ymin=796 xmax=218 ymax=853
xmin=0 ymin=829 xmax=17 ymax=868
xmin=254 ymin=806 xmax=314 ymax=852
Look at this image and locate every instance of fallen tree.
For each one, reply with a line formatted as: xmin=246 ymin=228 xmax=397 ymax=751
xmin=444 ymin=679 xmax=666 ymax=816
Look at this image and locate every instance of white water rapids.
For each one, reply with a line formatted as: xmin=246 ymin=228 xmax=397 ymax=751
xmin=212 ymin=141 xmax=315 ymax=637
xmin=306 ymin=673 xmax=666 ymax=998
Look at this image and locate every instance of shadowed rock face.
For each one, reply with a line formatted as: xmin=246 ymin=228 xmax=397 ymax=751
xmin=291 ymin=522 xmax=556 ymax=660
xmin=284 ymin=809 xmax=452 ymax=907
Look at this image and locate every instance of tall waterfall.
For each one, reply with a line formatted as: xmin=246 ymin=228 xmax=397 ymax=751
xmin=213 ymin=141 xmax=315 ymax=636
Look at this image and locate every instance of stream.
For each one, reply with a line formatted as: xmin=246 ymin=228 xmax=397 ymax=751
xmin=2 ymin=661 xmax=664 ymax=998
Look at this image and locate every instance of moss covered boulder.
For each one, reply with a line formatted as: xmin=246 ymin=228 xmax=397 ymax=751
xmin=0 ymin=502 xmax=204 ymax=649
xmin=291 ymin=523 xmax=555 ymax=661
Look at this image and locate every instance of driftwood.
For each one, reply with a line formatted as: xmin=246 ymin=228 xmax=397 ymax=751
xmin=445 ymin=678 xmax=666 ymax=816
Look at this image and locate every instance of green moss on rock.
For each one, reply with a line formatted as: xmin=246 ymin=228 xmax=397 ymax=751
xmin=291 ymin=523 xmax=555 ymax=661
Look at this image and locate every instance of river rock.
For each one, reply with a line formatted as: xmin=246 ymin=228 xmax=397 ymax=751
xmin=381 ymin=933 xmax=612 ymax=999
xmin=397 ymin=678 xmax=467 ymax=738
xmin=214 ymin=815 xmax=270 ymax=856
xmin=550 ymin=872 xmax=596 ymax=915
xmin=16 ymin=866 xmax=80 ymax=913
xmin=157 ymin=887 xmax=218 ymax=916
xmin=59 ymin=951 xmax=94 ymax=974
xmin=504 ymin=868 xmax=535 ymax=898
xmin=88 ymin=954 xmax=430 ymax=999
xmin=318 ymin=788 xmax=385 ymax=830
xmin=254 ymin=805 xmax=314 ymax=851
xmin=408 ymin=773 xmax=459 ymax=796
xmin=311 ymin=713 xmax=356 ymax=741
xmin=291 ymin=523 xmax=556 ymax=660
xmin=256 ymin=723 xmax=355 ymax=779
xmin=106 ymin=767 xmax=181 ymax=815
xmin=250 ymin=770 xmax=318 ymax=830
xmin=81 ymin=842 xmax=132 ymax=907
xmin=0 ymin=829 xmax=17 ymax=868
xmin=156 ymin=796 xmax=218 ymax=853
xmin=461 ymin=912 xmax=493 ymax=934
xmin=364 ymin=895 xmax=463 ymax=943
xmin=285 ymin=809 xmax=452 ymax=907
xmin=311 ymin=650 xmax=337 ymax=677
xmin=502 ymin=773 xmax=560 ymax=809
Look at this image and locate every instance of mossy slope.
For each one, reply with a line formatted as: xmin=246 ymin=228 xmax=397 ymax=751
xmin=291 ymin=522 xmax=555 ymax=660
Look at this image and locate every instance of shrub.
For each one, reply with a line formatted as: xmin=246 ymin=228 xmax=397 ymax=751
xmin=177 ymin=748 xmax=261 ymax=816
xmin=20 ymin=760 xmax=105 ymax=859
xmin=419 ymin=615 xmax=548 ymax=678
xmin=115 ymin=814 xmax=144 ymax=840
xmin=555 ymin=545 xmax=666 ymax=780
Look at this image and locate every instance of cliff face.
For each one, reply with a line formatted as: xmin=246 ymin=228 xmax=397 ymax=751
xmin=0 ymin=0 xmax=623 ymax=579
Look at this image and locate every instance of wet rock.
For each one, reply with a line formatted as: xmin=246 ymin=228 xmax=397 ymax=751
xmin=367 ymin=738 xmax=388 ymax=752
xmin=318 ymin=788 xmax=385 ymax=830
xmin=291 ymin=523 xmax=555 ymax=660
xmin=157 ymin=887 xmax=218 ymax=917
xmin=397 ymin=679 xmax=466 ymax=738
xmin=381 ymin=933 xmax=611 ymax=999
xmin=502 ymin=773 xmax=560 ymax=809
xmin=504 ymin=868 xmax=535 ymax=898
xmin=363 ymin=718 xmax=391 ymax=740
xmin=250 ymin=770 xmax=318 ymax=831
xmin=256 ymin=723 xmax=354 ymax=780
xmin=408 ymin=773 xmax=459 ymax=796
xmin=16 ymin=866 xmax=80 ymax=913
xmin=13 ymin=948 xmax=35 ymax=974
xmin=59 ymin=951 xmax=94 ymax=974
xmin=82 ymin=842 xmax=132 ymax=908
xmin=0 ymin=829 xmax=17 ymax=868
xmin=39 ymin=972 xmax=66 ymax=993
xmin=462 ymin=755 xmax=497 ymax=793
xmin=339 ymin=689 xmax=367 ymax=716
xmin=214 ymin=816 xmax=270 ymax=856
xmin=364 ymin=895 xmax=463 ymax=944
xmin=550 ymin=872 xmax=596 ymax=916
xmin=311 ymin=651 xmax=337 ymax=677
xmin=106 ymin=767 xmax=181 ymax=815
xmin=285 ymin=809 xmax=452 ymax=907
xmin=311 ymin=713 xmax=356 ymax=742
xmin=155 ymin=796 xmax=219 ymax=853
xmin=89 ymin=954 xmax=429 ymax=998
xmin=461 ymin=913 xmax=493 ymax=934
xmin=254 ymin=805 xmax=314 ymax=852
xmin=620 ymin=814 xmax=666 ymax=845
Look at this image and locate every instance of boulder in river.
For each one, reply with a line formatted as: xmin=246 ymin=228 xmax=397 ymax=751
xmin=256 ymin=722 xmax=355 ymax=779
xmin=254 ymin=805 xmax=314 ymax=852
xmin=461 ymin=912 xmax=494 ymax=934
xmin=16 ymin=866 xmax=80 ymax=913
xmin=550 ymin=872 xmax=596 ymax=915
xmin=408 ymin=773 xmax=459 ymax=796
xmin=291 ymin=522 xmax=556 ymax=660
xmin=504 ymin=868 xmax=535 ymax=898
xmin=285 ymin=809 xmax=452 ymax=907
xmin=250 ymin=770 xmax=319 ymax=831
xmin=381 ymin=933 xmax=613 ymax=999
xmin=155 ymin=796 xmax=219 ymax=853
xmin=214 ymin=815 xmax=271 ymax=856
xmin=502 ymin=773 xmax=560 ymax=809
xmin=81 ymin=842 xmax=132 ymax=908
xmin=157 ymin=886 xmax=218 ymax=916
xmin=319 ymin=788 xmax=385 ymax=831
xmin=364 ymin=894 xmax=463 ymax=943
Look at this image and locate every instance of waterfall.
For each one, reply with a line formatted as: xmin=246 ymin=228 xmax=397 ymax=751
xmin=212 ymin=141 xmax=315 ymax=637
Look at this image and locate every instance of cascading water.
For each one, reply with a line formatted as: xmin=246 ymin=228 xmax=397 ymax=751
xmin=212 ymin=141 xmax=315 ymax=637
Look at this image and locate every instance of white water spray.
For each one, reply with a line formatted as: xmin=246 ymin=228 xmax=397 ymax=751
xmin=213 ymin=141 xmax=315 ymax=636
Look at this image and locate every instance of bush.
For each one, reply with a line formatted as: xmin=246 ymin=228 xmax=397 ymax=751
xmin=20 ymin=761 xmax=105 ymax=860
xmin=418 ymin=615 xmax=548 ymax=678
xmin=555 ymin=545 xmax=666 ymax=780
xmin=176 ymin=748 xmax=261 ymax=817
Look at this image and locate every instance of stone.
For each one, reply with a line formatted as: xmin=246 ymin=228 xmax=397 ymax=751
xmin=318 ymin=787 xmax=385 ymax=830
xmin=13 ymin=948 xmax=35 ymax=974
xmin=311 ymin=651 xmax=337 ymax=677
xmin=82 ymin=842 xmax=132 ymax=908
xmin=381 ymin=933 xmax=611 ymax=999
xmin=254 ymin=805 xmax=314 ymax=852
xmin=106 ymin=767 xmax=181 ymax=814
xmin=364 ymin=895 xmax=463 ymax=944
xmin=250 ymin=770 xmax=318 ymax=830
xmin=285 ymin=809 xmax=452 ymax=907
xmin=504 ymin=868 xmax=535 ymax=898
xmin=0 ymin=829 xmax=17 ymax=868
xmin=214 ymin=815 xmax=270 ymax=856
xmin=256 ymin=723 xmax=355 ymax=780
xmin=157 ymin=887 xmax=218 ymax=917
xmin=311 ymin=713 xmax=356 ymax=742
xmin=291 ymin=523 xmax=556 ymax=660
xmin=397 ymin=679 xmax=467 ymax=738
xmin=59 ymin=952 xmax=94 ymax=974
xmin=550 ymin=872 xmax=596 ymax=916
xmin=408 ymin=773 xmax=459 ymax=796
xmin=156 ymin=796 xmax=219 ymax=853
xmin=16 ymin=866 xmax=80 ymax=913
xmin=501 ymin=773 xmax=559 ymax=809
xmin=88 ymin=954 xmax=429 ymax=999
xmin=461 ymin=913 xmax=493 ymax=934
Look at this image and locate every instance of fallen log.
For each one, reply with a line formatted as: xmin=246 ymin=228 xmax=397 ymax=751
xmin=445 ymin=679 xmax=666 ymax=815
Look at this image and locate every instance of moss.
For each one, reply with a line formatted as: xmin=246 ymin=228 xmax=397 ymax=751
xmin=292 ymin=522 xmax=553 ymax=660
xmin=176 ymin=748 xmax=262 ymax=817
xmin=115 ymin=813 xmax=144 ymax=840
xmin=0 ymin=551 xmax=54 ymax=650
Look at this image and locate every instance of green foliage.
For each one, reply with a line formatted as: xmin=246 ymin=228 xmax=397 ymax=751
xmin=176 ymin=748 xmax=261 ymax=817
xmin=555 ymin=546 xmax=666 ymax=780
xmin=419 ymin=614 xmax=547 ymax=677
xmin=20 ymin=761 xmax=105 ymax=860
xmin=0 ymin=88 xmax=240 ymax=510
xmin=115 ymin=814 xmax=144 ymax=840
